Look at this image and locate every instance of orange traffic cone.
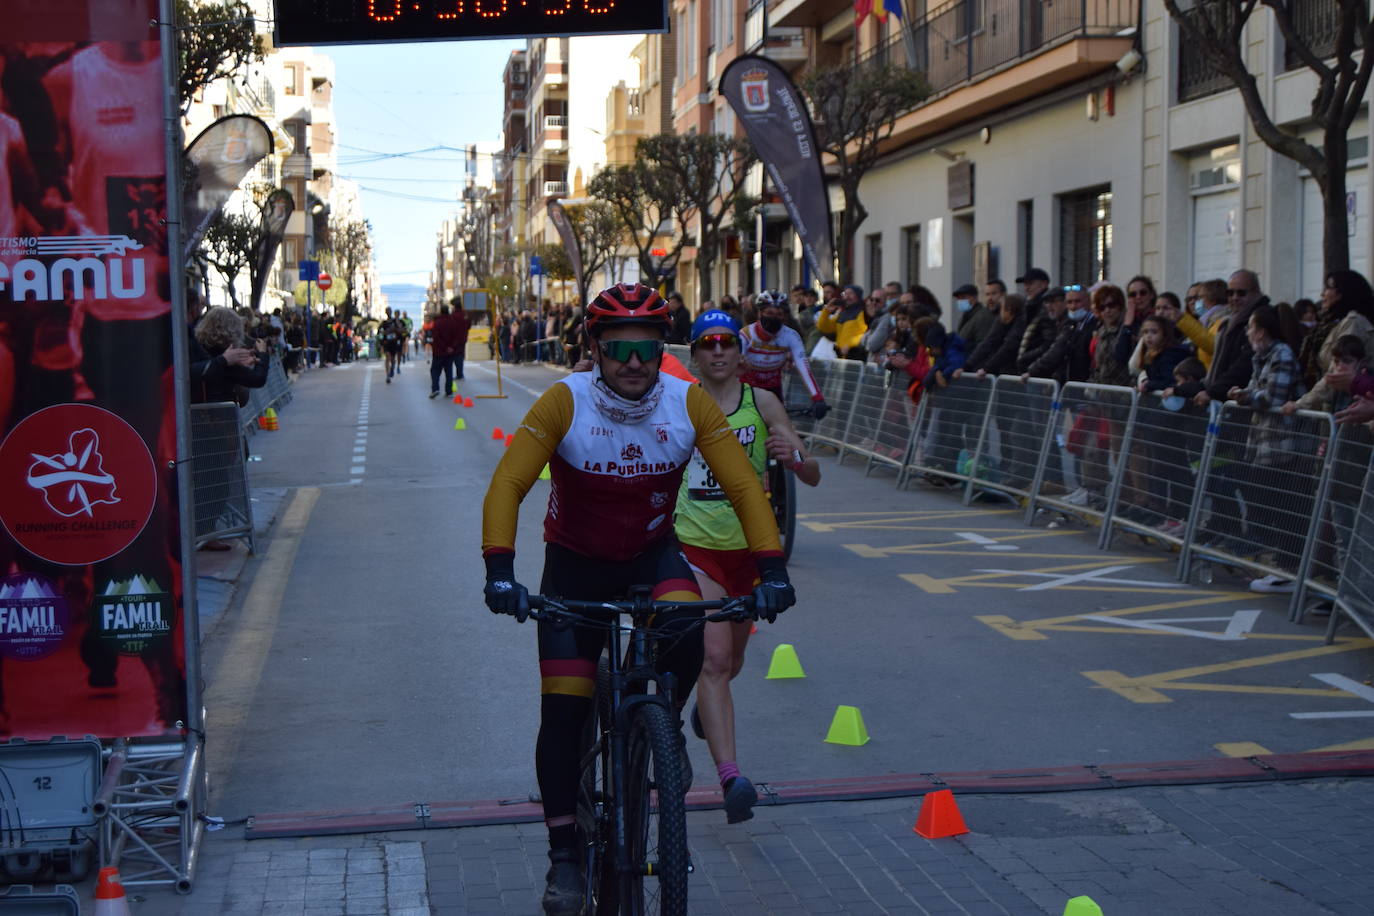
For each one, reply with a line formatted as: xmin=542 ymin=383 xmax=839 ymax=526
xmin=914 ymin=789 xmax=969 ymax=839
xmin=504 ymin=433 xmax=514 ymax=447
xmin=94 ymin=866 xmax=132 ymax=915
xmin=263 ymin=407 xmax=279 ymax=431
xmin=464 ymin=397 xmax=474 ymax=407
xmin=257 ymin=415 xmax=267 ymax=429
xmin=453 ymin=394 xmax=462 ymax=404
xmin=492 ymin=426 xmax=505 ymax=440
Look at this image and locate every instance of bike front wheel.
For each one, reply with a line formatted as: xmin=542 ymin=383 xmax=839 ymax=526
xmin=623 ymin=702 xmax=689 ymax=916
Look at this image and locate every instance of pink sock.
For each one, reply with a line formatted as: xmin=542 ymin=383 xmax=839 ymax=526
xmin=717 ymin=761 xmax=740 ymax=787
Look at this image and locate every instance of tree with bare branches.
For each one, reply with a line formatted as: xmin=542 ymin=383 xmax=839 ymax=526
xmin=800 ymin=64 xmax=927 ymax=283
xmin=177 ymin=0 xmax=263 ymax=114
xmin=325 ymin=214 xmax=372 ymax=321
xmin=1162 ymin=0 xmax=1374 ymax=273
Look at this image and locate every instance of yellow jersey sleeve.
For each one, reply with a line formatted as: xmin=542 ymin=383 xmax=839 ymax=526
xmin=481 ymin=383 xmax=572 ymax=555
xmin=686 ymin=385 xmax=783 ymax=557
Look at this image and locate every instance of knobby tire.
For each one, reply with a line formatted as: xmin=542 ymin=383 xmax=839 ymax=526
xmin=769 ymin=463 xmax=797 ymax=563
xmin=579 ymin=659 xmax=618 ymax=914
xmin=624 ymin=702 xmax=689 ymax=916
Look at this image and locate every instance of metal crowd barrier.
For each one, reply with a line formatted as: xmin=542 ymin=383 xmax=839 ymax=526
xmin=238 ymin=354 xmax=294 ymax=434
xmin=1327 ymin=458 xmax=1374 ymax=641
xmin=899 ymin=374 xmax=994 ymax=491
xmin=189 ymin=402 xmax=255 ymax=552
xmin=1179 ymin=405 xmax=1334 ymax=593
xmin=767 ymin=358 xmax=1371 ymax=643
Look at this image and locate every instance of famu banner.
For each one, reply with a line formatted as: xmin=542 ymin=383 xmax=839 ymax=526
xmin=0 ymin=0 xmax=187 ymax=739
xmin=719 ymin=55 xmax=835 ymax=286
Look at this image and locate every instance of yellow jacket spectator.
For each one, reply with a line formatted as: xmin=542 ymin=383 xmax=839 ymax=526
xmin=816 ymin=284 xmax=869 ymax=358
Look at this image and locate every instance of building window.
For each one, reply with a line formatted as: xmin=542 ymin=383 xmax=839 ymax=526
xmin=286 ymin=63 xmax=302 ymax=95
xmin=1058 ymin=186 xmax=1112 ymax=285
xmin=901 ymin=224 xmax=921 ymax=288
xmin=865 ymin=232 xmax=883 ymax=294
xmin=1285 ymin=0 xmax=1358 ymax=70
xmin=1017 ymin=199 xmax=1033 ymax=277
xmin=687 ymin=0 xmax=697 ymax=76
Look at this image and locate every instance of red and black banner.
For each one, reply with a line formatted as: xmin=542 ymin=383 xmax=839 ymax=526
xmin=0 ymin=0 xmax=187 ymax=739
xmin=719 ymin=55 xmax=835 ymax=286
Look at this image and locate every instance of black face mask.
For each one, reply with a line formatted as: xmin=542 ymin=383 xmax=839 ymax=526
xmin=761 ymin=316 xmax=783 ymax=333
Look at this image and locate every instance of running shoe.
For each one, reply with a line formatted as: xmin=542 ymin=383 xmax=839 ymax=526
xmin=1063 ymin=487 xmax=1091 ymax=506
xmin=541 ymin=849 xmax=585 ymax=916
xmin=1249 ymin=575 xmax=1295 ymax=594
xmin=1154 ymin=519 xmax=1186 ymax=538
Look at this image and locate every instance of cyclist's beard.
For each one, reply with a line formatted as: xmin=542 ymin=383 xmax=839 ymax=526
xmin=592 ymin=365 xmax=663 ymax=424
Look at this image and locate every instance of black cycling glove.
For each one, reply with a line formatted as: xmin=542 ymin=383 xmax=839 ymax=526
xmin=810 ymin=400 xmax=830 ymax=421
xmin=752 ymin=556 xmax=796 ymax=623
xmin=483 ymin=553 xmax=531 ymax=622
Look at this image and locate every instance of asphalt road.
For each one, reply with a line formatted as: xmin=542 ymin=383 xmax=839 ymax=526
xmin=203 ymin=356 xmax=1374 ymax=825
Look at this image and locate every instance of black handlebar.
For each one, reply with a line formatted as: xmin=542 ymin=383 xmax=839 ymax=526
xmin=521 ymin=593 xmax=757 ymax=626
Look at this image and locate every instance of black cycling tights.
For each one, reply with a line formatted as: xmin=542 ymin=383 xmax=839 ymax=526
xmin=535 ymin=539 xmax=704 ymax=845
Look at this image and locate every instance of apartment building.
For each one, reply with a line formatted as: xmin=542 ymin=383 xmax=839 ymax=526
xmin=659 ymin=0 xmax=1367 ymax=320
xmin=492 ymin=50 xmax=529 ymax=281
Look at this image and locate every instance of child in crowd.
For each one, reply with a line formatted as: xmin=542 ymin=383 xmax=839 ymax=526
xmin=1130 ymin=316 xmax=1191 ymax=393
xmin=1163 ymin=357 xmax=1207 ymax=401
xmin=1147 ymin=357 xmax=1211 ymax=538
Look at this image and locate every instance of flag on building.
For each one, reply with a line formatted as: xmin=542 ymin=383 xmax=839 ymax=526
xmin=855 ymin=0 xmax=872 ymax=27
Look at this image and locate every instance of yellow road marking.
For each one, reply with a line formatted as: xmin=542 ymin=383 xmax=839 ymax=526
xmin=1309 ymin=737 xmax=1374 ymax=751
xmin=204 ymin=487 xmax=320 ymax=779
xmin=1215 ymin=742 xmax=1272 ymax=757
xmin=843 ymin=530 xmax=1083 ymax=556
xmin=1082 ymin=638 xmax=1374 ymax=703
xmin=801 ymin=509 xmax=1016 ymax=532
xmin=978 ymin=595 xmax=1249 ymax=639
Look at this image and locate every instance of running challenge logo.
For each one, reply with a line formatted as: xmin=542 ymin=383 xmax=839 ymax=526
xmin=0 ymin=235 xmax=147 ymax=302
xmin=0 ymin=404 xmax=157 ymax=565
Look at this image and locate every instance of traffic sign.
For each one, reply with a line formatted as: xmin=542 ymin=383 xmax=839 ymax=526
xmin=529 ymin=255 xmax=543 ymax=276
xmin=298 ymin=259 xmax=319 ymax=282
xmin=317 ymin=272 xmax=332 ymax=291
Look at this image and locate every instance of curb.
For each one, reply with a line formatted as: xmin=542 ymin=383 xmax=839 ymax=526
xmin=243 ymin=748 xmax=1374 ymax=839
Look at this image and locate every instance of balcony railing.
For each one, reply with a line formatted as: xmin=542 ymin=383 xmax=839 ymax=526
xmin=544 ymin=180 xmax=569 ymax=196
xmin=855 ymin=0 xmax=1136 ymax=97
xmin=1176 ymin=5 xmax=1236 ymax=103
xmin=1284 ymin=0 xmax=1359 ymax=70
xmin=544 ymin=114 xmax=568 ymax=129
xmin=745 ymin=2 xmax=765 ymax=50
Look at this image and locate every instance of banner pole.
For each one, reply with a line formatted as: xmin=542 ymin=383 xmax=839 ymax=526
xmin=477 ymin=295 xmax=507 ymax=398
xmin=160 ymin=0 xmax=204 ymax=738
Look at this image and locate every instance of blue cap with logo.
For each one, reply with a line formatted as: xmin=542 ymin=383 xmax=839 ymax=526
xmin=690 ymin=309 xmax=741 ymax=342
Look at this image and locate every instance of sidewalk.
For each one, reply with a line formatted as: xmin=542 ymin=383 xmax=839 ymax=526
xmin=128 ymin=775 xmax=1373 ymax=915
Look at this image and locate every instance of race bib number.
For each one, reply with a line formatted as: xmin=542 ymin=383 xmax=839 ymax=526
xmin=686 ymin=452 xmax=726 ymax=501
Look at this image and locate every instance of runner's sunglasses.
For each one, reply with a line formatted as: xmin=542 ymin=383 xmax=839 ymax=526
xmin=599 ymin=338 xmax=665 ymax=363
xmin=691 ymin=334 xmax=739 ymax=350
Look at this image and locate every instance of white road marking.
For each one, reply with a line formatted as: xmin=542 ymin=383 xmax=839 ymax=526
xmin=955 ymin=532 xmax=1019 ymax=551
xmin=971 ymin=565 xmax=1173 ymax=592
xmin=1078 ymin=610 xmax=1261 ymax=641
xmin=1291 ymin=673 xmax=1374 ymax=719
xmin=469 ymin=362 xmax=542 ymax=398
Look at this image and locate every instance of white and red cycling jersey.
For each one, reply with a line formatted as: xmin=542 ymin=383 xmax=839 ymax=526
xmin=738 ymin=321 xmax=822 ymax=401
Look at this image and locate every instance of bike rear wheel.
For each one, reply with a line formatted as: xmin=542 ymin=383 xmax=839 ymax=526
xmin=623 ymin=702 xmax=689 ymax=915
xmin=768 ymin=462 xmax=797 ymax=562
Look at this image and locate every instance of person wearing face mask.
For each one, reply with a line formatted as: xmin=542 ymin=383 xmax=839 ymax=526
xmin=738 ymin=290 xmax=829 ymax=417
xmin=1023 ymin=285 xmax=1099 ymax=385
xmin=954 ymin=283 xmax=998 ymax=353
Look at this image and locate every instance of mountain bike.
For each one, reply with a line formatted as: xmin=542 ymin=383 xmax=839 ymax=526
xmin=517 ymin=589 xmax=756 ymax=916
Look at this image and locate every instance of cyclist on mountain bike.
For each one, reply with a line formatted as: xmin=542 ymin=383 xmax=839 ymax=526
xmin=481 ymin=282 xmax=797 ymax=916
xmin=739 ymin=289 xmax=829 ymax=419
xmin=677 ymin=310 xmax=820 ymax=825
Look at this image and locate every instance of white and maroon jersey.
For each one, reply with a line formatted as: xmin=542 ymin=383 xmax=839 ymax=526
xmin=0 ymin=112 xmax=22 ymax=240
xmin=62 ymin=44 xmax=166 ymax=320
xmin=482 ymin=370 xmax=782 ymax=565
xmin=739 ymin=321 xmax=822 ymax=400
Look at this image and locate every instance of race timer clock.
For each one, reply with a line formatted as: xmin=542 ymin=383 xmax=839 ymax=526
xmin=273 ymin=0 xmax=669 ymax=45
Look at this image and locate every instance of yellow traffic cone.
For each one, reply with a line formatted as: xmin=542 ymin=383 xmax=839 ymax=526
xmin=1062 ymin=897 xmax=1104 ymax=916
xmin=823 ymin=705 xmax=869 ymax=746
xmin=454 ymin=418 xmax=466 ymax=430
xmin=765 ymin=644 xmax=805 ymax=679
xmin=538 ymin=464 xmax=551 ymax=480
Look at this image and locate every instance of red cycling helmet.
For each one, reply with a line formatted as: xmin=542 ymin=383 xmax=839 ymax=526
xmin=585 ymin=282 xmax=670 ymax=336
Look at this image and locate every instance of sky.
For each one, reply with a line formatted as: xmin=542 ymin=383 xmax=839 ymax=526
xmin=324 ymin=39 xmax=522 ymax=289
